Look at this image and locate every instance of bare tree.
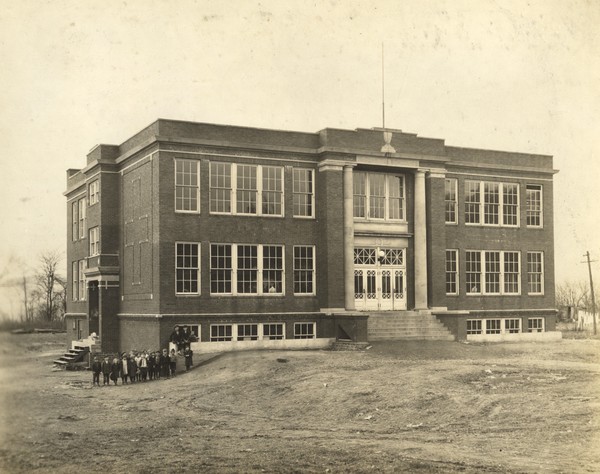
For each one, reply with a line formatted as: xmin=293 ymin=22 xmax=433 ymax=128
xmin=34 ymin=252 xmax=66 ymax=322
xmin=555 ymin=280 xmax=588 ymax=308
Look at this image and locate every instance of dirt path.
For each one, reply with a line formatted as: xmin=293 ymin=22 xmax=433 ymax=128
xmin=0 ymin=334 xmax=599 ymax=473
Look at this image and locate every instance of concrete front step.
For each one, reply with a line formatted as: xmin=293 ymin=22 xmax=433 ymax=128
xmin=369 ymin=334 xmax=455 ymax=341
xmin=367 ymin=311 xmax=455 ymax=341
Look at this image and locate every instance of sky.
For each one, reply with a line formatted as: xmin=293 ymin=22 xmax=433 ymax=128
xmin=0 ymin=0 xmax=599 ymax=318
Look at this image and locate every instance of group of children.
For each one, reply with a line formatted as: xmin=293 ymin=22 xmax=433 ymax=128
xmin=91 ymin=346 xmax=194 ymax=386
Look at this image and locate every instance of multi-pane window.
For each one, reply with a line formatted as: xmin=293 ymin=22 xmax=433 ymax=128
xmin=528 ymin=318 xmax=544 ymax=333
xmin=175 ymin=159 xmax=199 ymax=212
xmin=465 ymin=180 xmax=519 ymax=227
xmin=466 ymin=251 xmax=482 ymax=293
xmin=445 ymin=178 xmax=457 ymax=223
xmin=354 ymin=248 xmax=376 ymax=265
xmin=293 ymin=246 xmax=315 ymax=295
xmin=466 ymin=320 xmax=482 ymax=335
xmin=210 ymin=324 xmax=233 ymax=341
xmin=78 ymin=259 xmax=86 ymax=301
xmin=294 ymin=322 xmax=315 ymax=339
xmin=210 ymin=244 xmax=232 ymax=294
xmin=485 ymin=319 xmax=502 ymax=335
xmin=445 ymin=250 xmax=458 ymax=295
xmin=210 ymin=244 xmax=284 ymax=295
xmin=527 ymin=252 xmax=544 ymax=294
xmin=209 ymin=163 xmax=283 ymax=216
xmin=72 ymin=261 xmax=79 ymax=301
xmin=89 ymin=226 xmax=100 ymax=256
xmin=263 ymin=323 xmax=284 ymax=340
xmin=293 ymin=168 xmax=314 ymax=217
xmin=237 ymin=324 xmax=259 ymax=341
xmin=467 ymin=251 xmax=521 ymax=295
xmin=467 ymin=318 xmax=526 ymax=335
xmin=88 ymin=180 xmax=99 ymax=206
xmin=526 ymin=185 xmax=543 ymax=227
xmin=505 ymin=319 xmax=521 ymax=333
xmin=175 ymin=243 xmax=199 ymax=294
xmin=210 ymin=162 xmax=232 ymax=213
xmin=353 ymin=172 xmax=405 ymax=221
xmin=72 ymin=197 xmax=87 ymax=241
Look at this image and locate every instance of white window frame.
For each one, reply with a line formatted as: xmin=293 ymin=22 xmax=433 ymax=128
xmin=174 ymin=159 xmax=200 ymax=213
xmin=445 ymin=249 xmax=459 ymax=295
xmin=353 ymin=171 xmax=406 ymax=222
xmin=445 ymin=178 xmax=457 ymax=224
xmin=78 ymin=198 xmax=86 ymax=239
xmin=527 ymin=318 xmax=545 ymax=333
xmin=173 ymin=324 xmax=200 ymax=340
xmin=208 ymin=323 xmax=287 ymax=342
xmin=466 ymin=250 xmax=521 ymax=296
xmin=527 ymin=251 xmax=544 ymax=295
xmin=526 ymin=184 xmax=543 ymax=228
xmin=88 ymin=180 xmax=99 ymax=206
xmin=467 ymin=318 xmax=524 ymax=335
xmin=175 ymin=242 xmax=200 ymax=295
xmin=209 ymin=244 xmax=285 ymax=296
xmin=294 ymin=322 xmax=316 ymax=339
xmin=72 ymin=261 xmax=79 ymax=301
xmin=293 ymin=168 xmax=315 ymax=218
xmin=464 ymin=180 xmax=520 ymax=228
xmin=78 ymin=259 xmax=87 ymax=301
xmin=210 ymin=324 xmax=233 ymax=341
xmin=293 ymin=245 xmax=316 ymax=295
xmin=466 ymin=319 xmax=482 ymax=335
xmin=209 ymin=162 xmax=284 ymax=217
xmin=89 ymin=226 xmax=100 ymax=256
xmin=72 ymin=201 xmax=78 ymax=242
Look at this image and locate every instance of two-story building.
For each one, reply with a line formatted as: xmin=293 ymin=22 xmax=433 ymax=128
xmin=64 ymin=120 xmax=557 ymax=353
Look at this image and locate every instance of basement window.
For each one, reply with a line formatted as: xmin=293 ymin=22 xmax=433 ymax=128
xmin=294 ymin=322 xmax=315 ymax=339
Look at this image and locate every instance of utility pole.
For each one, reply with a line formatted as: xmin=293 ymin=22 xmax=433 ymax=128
xmin=583 ymin=251 xmax=597 ymax=335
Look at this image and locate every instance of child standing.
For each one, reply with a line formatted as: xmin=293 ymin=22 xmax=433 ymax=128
xmin=120 ymin=354 xmax=130 ymax=384
xmin=101 ymin=357 xmax=111 ymax=385
xmin=161 ymin=348 xmax=170 ymax=379
xmin=184 ymin=347 xmax=193 ymax=371
xmin=110 ymin=357 xmax=120 ymax=385
xmin=91 ymin=357 xmax=102 ymax=386
xmin=169 ymin=348 xmax=177 ymax=377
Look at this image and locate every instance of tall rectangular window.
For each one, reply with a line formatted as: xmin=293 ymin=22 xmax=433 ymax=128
xmin=353 ymin=172 xmax=405 ymax=221
xmin=210 ymin=162 xmax=232 ymax=213
xmin=236 ymin=165 xmax=258 ymax=214
xmin=72 ymin=261 xmax=79 ymax=301
xmin=465 ymin=181 xmax=480 ymax=224
xmin=210 ymin=244 xmax=232 ymax=294
xmin=78 ymin=198 xmax=86 ymax=239
xmin=526 ymin=185 xmax=543 ymax=227
xmin=176 ymin=243 xmax=199 ymax=294
xmin=237 ymin=245 xmax=258 ymax=294
xmin=294 ymin=246 xmax=315 ymax=294
xmin=483 ymin=183 xmax=500 ymax=225
xmin=262 ymin=166 xmax=283 ymax=215
xmin=72 ymin=201 xmax=78 ymax=242
xmin=262 ymin=245 xmax=283 ymax=294
xmin=89 ymin=226 xmax=100 ymax=256
xmin=88 ymin=180 xmax=99 ymax=206
xmin=445 ymin=178 xmax=457 ymax=223
xmin=78 ymin=260 xmax=86 ymax=301
xmin=293 ymin=168 xmax=314 ymax=217
xmin=466 ymin=251 xmax=482 ymax=294
xmin=445 ymin=250 xmax=458 ymax=295
xmin=502 ymin=183 xmax=519 ymax=226
xmin=503 ymin=251 xmax=520 ymax=294
xmin=484 ymin=251 xmax=501 ymax=294
xmin=527 ymin=252 xmax=544 ymax=294
xmin=175 ymin=159 xmax=199 ymax=212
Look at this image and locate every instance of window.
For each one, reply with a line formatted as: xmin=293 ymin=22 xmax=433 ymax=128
xmin=354 ymin=248 xmax=376 ymax=265
xmin=72 ymin=197 xmax=87 ymax=241
xmin=176 ymin=243 xmax=199 ymax=294
xmin=210 ymin=162 xmax=231 ymax=213
xmin=445 ymin=178 xmax=457 ymax=223
xmin=466 ymin=251 xmax=521 ymax=295
xmin=210 ymin=324 xmax=233 ymax=341
xmin=528 ymin=318 xmax=544 ymax=333
xmin=174 ymin=324 xmax=200 ymax=340
xmin=353 ymin=172 xmax=405 ymax=221
xmin=466 ymin=320 xmax=482 ymax=335
xmin=294 ymin=322 xmax=315 ymax=339
xmin=527 ymin=252 xmax=544 ymax=294
xmin=78 ymin=198 xmax=86 ymax=239
xmin=210 ymin=244 xmax=284 ymax=295
xmin=88 ymin=180 xmax=99 ymax=206
xmin=78 ymin=260 xmax=86 ymax=301
xmin=89 ymin=227 xmax=100 ymax=256
xmin=445 ymin=250 xmax=458 ymax=295
xmin=526 ymin=185 xmax=543 ymax=227
xmin=485 ymin=319 xmax=502 ymax=335
xmin=175 ymin=159 xmax=199 ymax=212
xmin=293 ymin=246 xmax=315 ymax=295
xmin=72 ymin=202 xmax=78 ymax=242
xmin=263 ymin=323 xmax=284 ymax=340
xmin=237 ymin=324 xmax=259 ymax=341
xmin=504 ymin=319 xmax=521 ymax=334
xmin=293 ymin=168 xmax=314 ymax=217
xmin=209 ymin=163 xmax=283 ymax=216
xmin=72 ymin=261 xmax=79 ymax=301
xmin=465 ymin=180 xmax=519 ymax=227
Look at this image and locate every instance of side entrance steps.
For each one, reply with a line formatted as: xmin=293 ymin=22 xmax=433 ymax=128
xmin=53 ymin=344 xmax=89 ymax=367
xmin=368 ymin=311 xmax=455 ymax=341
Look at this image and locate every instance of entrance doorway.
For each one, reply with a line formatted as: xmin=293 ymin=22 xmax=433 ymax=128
xmin=354 ymin=247 xmax=407 ymax=311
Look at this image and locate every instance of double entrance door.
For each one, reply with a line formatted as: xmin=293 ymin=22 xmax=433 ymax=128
xmin=353 ymin=247 xmax=407 ymax=311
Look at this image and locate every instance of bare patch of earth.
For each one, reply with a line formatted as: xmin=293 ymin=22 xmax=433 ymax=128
xmin=0 ymin=333 xmax=599 ymax=473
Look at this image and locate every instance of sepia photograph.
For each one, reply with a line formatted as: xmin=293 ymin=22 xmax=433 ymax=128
xmin=0 ymin=1 xmax=599 ymax=472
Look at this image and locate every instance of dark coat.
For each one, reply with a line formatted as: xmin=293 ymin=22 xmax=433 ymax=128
xmin=91 ymin=361 xmax=102 ymax=374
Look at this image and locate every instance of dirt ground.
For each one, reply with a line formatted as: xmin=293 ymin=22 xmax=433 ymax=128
xmin=0 ymin=333 xmax=599 ymax=474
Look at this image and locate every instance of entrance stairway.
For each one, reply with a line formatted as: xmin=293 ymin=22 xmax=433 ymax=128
xmin=368 ymin=311 xmax=455 ymax=341
xmin=53 ymin=344 xmax=89 ymax=367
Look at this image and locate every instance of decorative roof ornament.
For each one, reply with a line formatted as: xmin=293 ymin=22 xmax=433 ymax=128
xmin=381 ymin=130 xmax=396 ymax=153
